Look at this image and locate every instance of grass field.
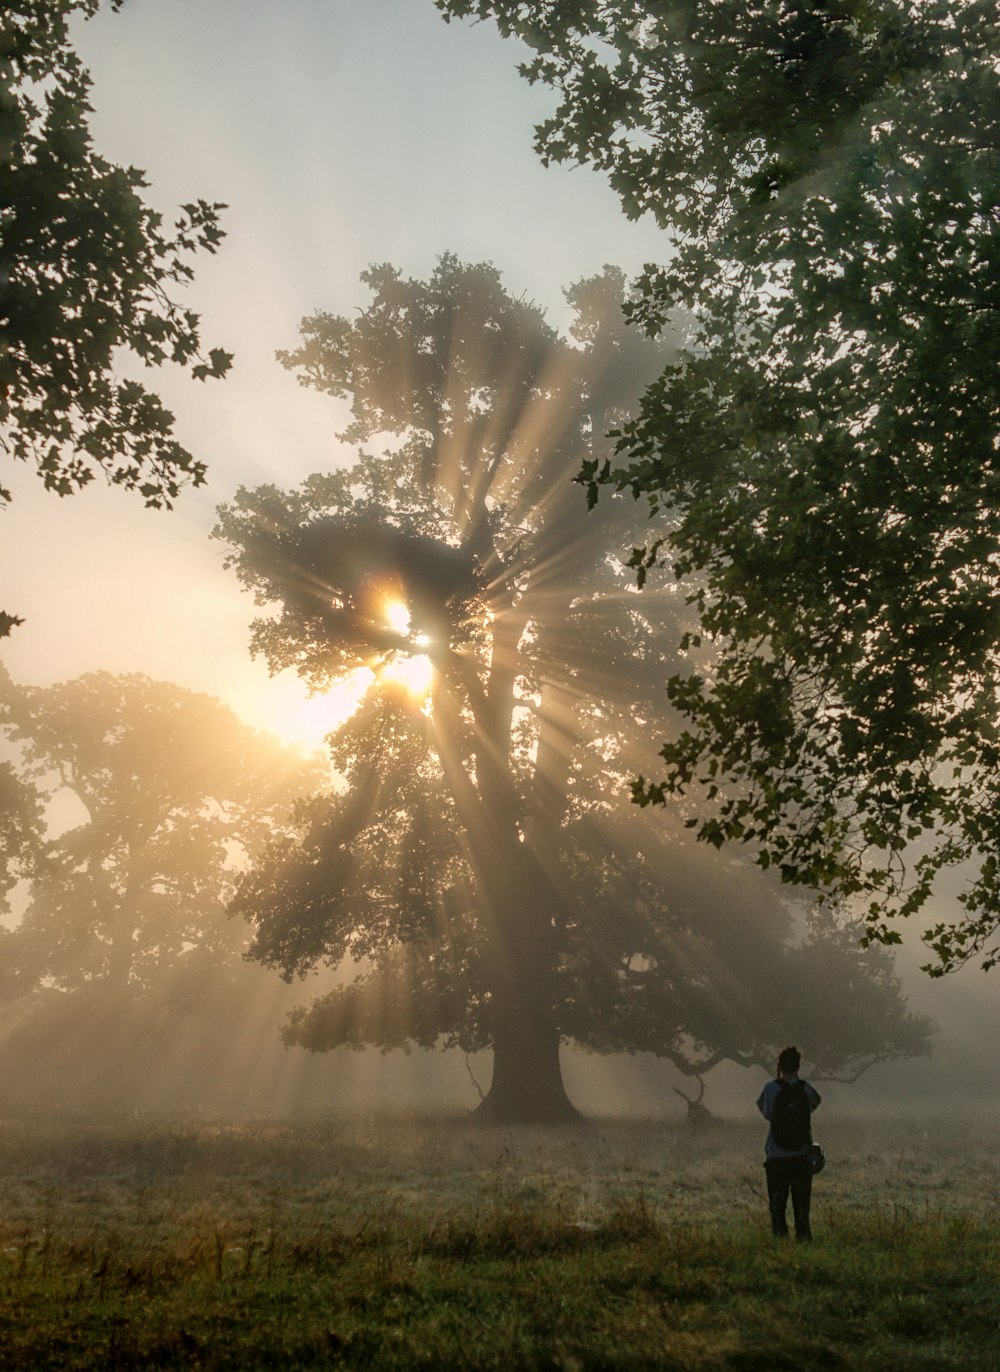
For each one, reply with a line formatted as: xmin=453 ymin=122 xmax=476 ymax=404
xmin=1 ymin=1112 xmax=998 ymax=1369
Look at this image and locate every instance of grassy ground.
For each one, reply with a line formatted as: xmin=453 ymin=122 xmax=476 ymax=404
xmin=1 ymin=1113 xmax=998 ymax=1369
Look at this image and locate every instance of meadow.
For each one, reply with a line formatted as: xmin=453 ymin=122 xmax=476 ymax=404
xmin=1 ymin=1111 xmax=998 ymax=1370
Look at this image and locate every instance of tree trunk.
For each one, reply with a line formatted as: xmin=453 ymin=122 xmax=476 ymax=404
xmin=473 ymin=1001 xmax=580 ymax=1125
xmin=431 ymin=650 xmax=581 ymax=1125
xmin=106 ymin=909 xmax=135 ymax=992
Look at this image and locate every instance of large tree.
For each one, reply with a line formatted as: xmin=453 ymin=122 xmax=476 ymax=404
xmin=217 ymin=256 xmax=930 ymax=1122
xmin=437 ymin=0 xmax=1000 ymax=973
xmin=1 ymin=0 xmax=231 ymax=634
xmin=0 ymin=668 xmax=319 ymax=996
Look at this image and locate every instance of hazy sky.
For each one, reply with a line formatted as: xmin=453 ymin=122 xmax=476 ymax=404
xmin=2 ymin=0 xmax=668 ymax=749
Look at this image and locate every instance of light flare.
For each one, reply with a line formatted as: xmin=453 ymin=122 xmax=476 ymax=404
xmin=380 ymin=651 xmax=435 ymax=699
xmin=279 ymin=669 xmax=375 ymax=750
xmin=384 ymin=597 xmax=413 ymax=637
xmin=379 ymin=596 xmax=435 ymax=702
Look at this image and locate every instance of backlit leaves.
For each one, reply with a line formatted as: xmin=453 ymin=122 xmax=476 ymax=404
xmin=1 ymin=1 xmax=230 ymax=630
xmin=438 ymin=0 xmax=1000 ymax=972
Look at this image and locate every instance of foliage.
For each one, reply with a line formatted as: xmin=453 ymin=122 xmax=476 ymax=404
xmin=0 ymin=669 xmax=320 ymax=996
xmin=436 ymin=0 xmax=1000 ymax=973
xmin=217 ymin=256 xmax=929 ymax=1119
xmin=0 ymin=0 xmax=231 ymax=634
xmin=0 ymin=752 xmax=42 ymax=911
xmin=0 ymin=747 xmax=43 ymax=998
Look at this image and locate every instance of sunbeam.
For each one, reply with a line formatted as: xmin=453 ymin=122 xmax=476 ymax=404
xmin=210 ymin=253 xmax=931 ymax=1125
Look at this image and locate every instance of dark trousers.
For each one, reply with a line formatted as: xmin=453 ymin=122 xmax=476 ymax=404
xmin=764 ymin=1156 xmax=813 ymax=1240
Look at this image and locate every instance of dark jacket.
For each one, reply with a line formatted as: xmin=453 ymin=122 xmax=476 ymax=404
xmin=756 ymin=1076 xmax=821 ymax=1158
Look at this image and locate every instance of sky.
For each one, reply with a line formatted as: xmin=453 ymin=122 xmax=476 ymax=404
xmin=3 ymin=0 xmax=999 ymax=1110
xmin=2 ymin=0 xmax=669 ymax=751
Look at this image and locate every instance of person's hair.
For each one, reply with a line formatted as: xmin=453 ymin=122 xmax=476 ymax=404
xmin=777 ymin=1045 xmax=801 ymax=1076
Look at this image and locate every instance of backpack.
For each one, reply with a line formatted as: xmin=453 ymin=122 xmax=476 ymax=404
xmin=770 ymin=1080 xmax=812 ymax=1151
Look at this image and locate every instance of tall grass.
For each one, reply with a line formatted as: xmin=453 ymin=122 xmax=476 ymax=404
xmin=1 ymin=1113 xmax=998 ymax=1369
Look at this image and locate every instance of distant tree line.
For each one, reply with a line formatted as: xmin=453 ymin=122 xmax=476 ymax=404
xmin=0 ymin=667 xmax=325 ymax=1107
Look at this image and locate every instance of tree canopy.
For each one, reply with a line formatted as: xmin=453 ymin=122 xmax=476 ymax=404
xmin=216 ymin=255 xmax=930 ymax=1122
xmin=0 ymin=0 xmax=231 ymax=634
xmin=437 ymin=0 xmax=1000 ymax=973
xmin=0 ymin=751 xmax=43 ymax=998
xmin=0 ymin=668 xmax=318 ymax=997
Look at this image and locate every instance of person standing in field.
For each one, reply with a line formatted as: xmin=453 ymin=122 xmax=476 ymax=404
xmin=757 ymin=1045 xmax=821 ymax=1242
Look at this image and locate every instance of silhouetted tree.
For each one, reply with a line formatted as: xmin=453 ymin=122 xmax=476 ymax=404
xmin=0 ymin=739 xmax=43 ymax=997
xmin=0 ymin=755 xmax=41 ymax=909
xmin=1 ymin=0 xmax=231 ymax=634
xmin=0 ymin=670 xmax=320 ymax=995
xmin=436 ymin=1 xmax=1000 ymax=975
xmin=216 ymin=256 xmax=930 ymax=1123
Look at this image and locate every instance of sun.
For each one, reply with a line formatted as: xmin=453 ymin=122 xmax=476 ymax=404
xmin=382 ymin=652 xmax=434 ymax=697
xmin=378 ymin=597 xmax=435 ymax=701
xmin=384 ymin=598 xmax=412 ymax=637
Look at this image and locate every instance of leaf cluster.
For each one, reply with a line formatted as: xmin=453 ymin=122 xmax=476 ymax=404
xmin=0 ymin=1 xmax=231 ymax=631
xmin=438 ymin=0 xmax=1000 ymax=971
